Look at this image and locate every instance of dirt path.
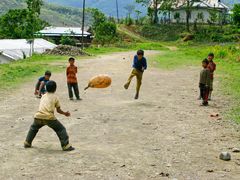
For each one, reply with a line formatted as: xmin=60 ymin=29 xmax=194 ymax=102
xmin=0 ymin=51 xmax=240 ymax=180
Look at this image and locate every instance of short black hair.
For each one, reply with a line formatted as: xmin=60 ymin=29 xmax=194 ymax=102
xmin=137 ymin=50 xmax=144 ymax=56
xmin=46 ymin=81 xmax=57 ymax=93
xmin=202 ymin=58 xmax=209 ymax=65
xmin=208 ymin=53 xmax=214 ymax=57
xmin=69 ymin=57 xmax=75 ymax=62
xmin=45 ymin=71 xmax=51 ymax=76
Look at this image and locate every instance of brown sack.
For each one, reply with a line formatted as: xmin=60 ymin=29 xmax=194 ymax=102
xmin=84 ymin=74 xmax=112 ymax=90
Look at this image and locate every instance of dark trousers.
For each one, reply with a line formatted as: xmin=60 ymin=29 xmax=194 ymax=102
xmin=199 ymin=83 xmax=209 ymax=104
xmin=67 ymin=83 xmax=80 ymax=99
xmin=25 ymin=119 xmax=69 ymax=149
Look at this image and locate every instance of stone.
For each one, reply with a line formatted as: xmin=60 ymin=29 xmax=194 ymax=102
xmin=232 ymin=148 xmax=240 ymax=153
xmin=219 ymin=152 xmax=231 ymax=161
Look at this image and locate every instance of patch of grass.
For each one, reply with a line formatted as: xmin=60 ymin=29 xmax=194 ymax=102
xmin=85 ymin=42 xmax=168 ymax=55
xmin=0 ymin=54 xmax=76 ymax=91
xmin=152 ymin=42 xmax=240 ymax=123
xmin=151 ymin=46 xmax=204 ymax=69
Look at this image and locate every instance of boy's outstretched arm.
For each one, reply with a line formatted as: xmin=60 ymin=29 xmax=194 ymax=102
xmin=34 ymin=80 xmax=41 ymax=95
xmin=57 ymin=107 xmax=71 ymax=117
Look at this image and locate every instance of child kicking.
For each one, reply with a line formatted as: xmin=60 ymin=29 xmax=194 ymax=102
xmin=124 ymin=50 xmax=147 ymax=99
xmin=24 ymin=81 xmax=75 ymax=151
xmin=34 ymin=71 xmax=51 ymax=98
xmin=66 ymin=57 xmax=81 ymax=100
xmin=199 ymin=59 xmax=210 ymax=106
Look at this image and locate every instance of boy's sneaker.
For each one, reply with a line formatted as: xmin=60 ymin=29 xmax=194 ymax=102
xmin=76 ymin=98 xmax=82 ymax=101
xmin=24 ymin=141 xmax=32 ymax=148
xmin=36 ymin=95 xmax=42 ymax=99
xmin=124 ymin=84 xmax=128 ymax=90
xmin=63 ymin=146 xmax=75 ymax=151
xmin=201 ymin=102 xmax=208 ymax=106
xmin=69 ymin=98 xmax=74 ymax=101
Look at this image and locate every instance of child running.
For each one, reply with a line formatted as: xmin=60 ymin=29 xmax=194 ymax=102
xmin=124 ymin=50 xmax=147 ymax=99
xmin=66 ymin=57 xmax=81 ymax=100
xmin=207 ymin=53 xmax=216 ymax=100
xmin=34 ymin=71 xmax=51 ymax=98
xmin=199 ymin=59 xmax=210 ymax=106
xmin=24 ymin=81 xmax=75 ymax=151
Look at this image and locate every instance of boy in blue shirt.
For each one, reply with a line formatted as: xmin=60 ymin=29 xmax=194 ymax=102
xmin=124 ymin=50 xmax=147 ymax=99
xmin=34 ymin=71 xmax=51 ymax=98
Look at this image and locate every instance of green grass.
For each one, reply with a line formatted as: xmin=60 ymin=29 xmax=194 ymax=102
xmin=85 ymin=42 xmax=168 ymax=55
xmin=151 ymin=42 xmax=240 ymax=123
xmin=151 ymin=47 xmax=202 ymax=70
xmin=0 ymin=54 xmax=75 ymax=91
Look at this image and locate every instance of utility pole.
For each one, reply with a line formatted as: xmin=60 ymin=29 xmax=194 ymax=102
xmin=116 ymin=0 xmax=119 ymax=23
xmin=81 ymin=0 xmax=86 ymax=50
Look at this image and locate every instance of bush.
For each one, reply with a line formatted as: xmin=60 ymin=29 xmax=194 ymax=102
xmin=95 ymin=22 xmax=117 ymax=46
xmin=232 ymin=4 xmax=240 ymax=26
xmin=60 ymin=36 xmax=76 ymax=46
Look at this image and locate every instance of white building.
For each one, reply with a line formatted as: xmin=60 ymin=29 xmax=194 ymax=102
xmin=0 ymin=39 xmax=56 ymax=64
xmin=170 ymin=0 xmax=230 ymax=24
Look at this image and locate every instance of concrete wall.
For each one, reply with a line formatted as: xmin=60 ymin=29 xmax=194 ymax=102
xmin=171 ymin=9 xmax=223 ymax=23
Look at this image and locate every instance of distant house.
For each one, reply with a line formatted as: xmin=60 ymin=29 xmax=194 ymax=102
xmin=0 ymin=39 xmax=56 ymax=64
xmin=36 ymin=27 xmax=93 ymax=45
xmin=170 ymin=0 xmax=230 ymax=24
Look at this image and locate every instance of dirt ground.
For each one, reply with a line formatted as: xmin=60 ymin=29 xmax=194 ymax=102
xmin=0 ymin=51 xmax=240 ymax=180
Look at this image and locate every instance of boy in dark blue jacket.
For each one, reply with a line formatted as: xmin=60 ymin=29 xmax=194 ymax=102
xmin=124 ymin=50 xmax=147 ymax=99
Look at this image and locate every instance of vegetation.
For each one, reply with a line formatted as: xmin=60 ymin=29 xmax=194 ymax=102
xmin=0 ymin=55 xmax=68 ymax=91
xmin=0 ymin=0 xmax=47 ymax=39
xmin=0 ymin=0 xmax=91 ymax=26
xmin=232 ymin=3 xmax=240 ymax=26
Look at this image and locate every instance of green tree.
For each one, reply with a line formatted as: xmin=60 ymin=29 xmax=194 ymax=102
xmin=95 ymin=22 xmax=117 ymax=46
xmin=124 ymin=4 xmax=135 ymax=18
xmin=177 ymin=0 xmax=202 ymax=31
xmin=136 ymin=0 xmax=162 ymax=24
xmin=0 ymin=0 xmax=47 ymax=40
xmin=26 ymin=0 xmax=43 ymax=15
xmin=174 ymin=12 xmax=180 ymax=23
xmin=232 ymin=4 xmax=240 ymax=26
xmin=88 ymin=8 xmax=106 ymax=31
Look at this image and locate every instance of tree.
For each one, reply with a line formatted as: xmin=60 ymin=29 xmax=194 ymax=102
xmin=135 ymin=10 xmax=142 ymax=21
xmin=136 ymin=0 xmax=162 ymax=24
xmin=124 ymin=4 xmax=135 ymax=18
xmin=95 ymin=22 xmax=117 ymax=46
xmin=88 ymin=8 xmax=106 ymax=31
xmin=181 ymin=0 xmax=202 ymax=32
xmin=232 ymin=4 xmax=240 ymax=26
xmin=26 ymin=0 xmax=43 ymax=15
xmin=174 ymin=12 xmax=180 ymax=23
xmin=160 ymin=0 xmax=176 ymax=23
xmin=0 ymin=9 xmax=46 ymax=39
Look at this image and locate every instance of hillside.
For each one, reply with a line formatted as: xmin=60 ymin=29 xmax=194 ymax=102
xmin=46 ymin=0 xmax=240 ymax=17
xmin=46 ymin=0 xmax=147 ymax=18
xmin=0 ymin=0 xmax=91 ymax=26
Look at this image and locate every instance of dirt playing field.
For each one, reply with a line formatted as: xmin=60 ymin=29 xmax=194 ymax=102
xmin=0 ymin=51 xmax=240 ymax=180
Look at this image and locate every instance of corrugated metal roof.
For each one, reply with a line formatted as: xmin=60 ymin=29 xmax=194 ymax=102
xmin=37 ymin=27 xmax=91 ymax=37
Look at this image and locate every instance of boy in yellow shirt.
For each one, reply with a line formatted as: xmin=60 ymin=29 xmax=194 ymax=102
xmin=24 ymin=81 xmax=74 ymax=151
